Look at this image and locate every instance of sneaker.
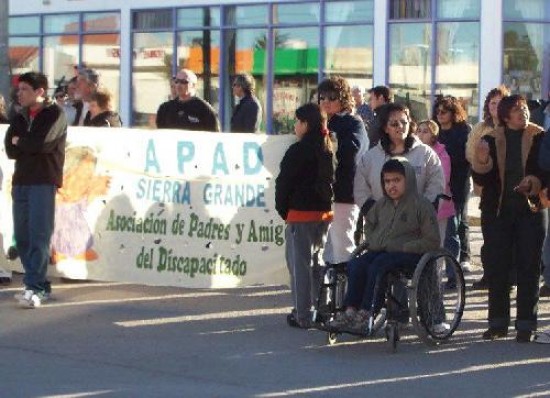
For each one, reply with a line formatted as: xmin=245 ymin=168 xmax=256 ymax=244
xmin=516 ymin=330 xmax=532 ymax=343
xmin=15 ymin=289 xmax=50 ymax=302
xmin=432 ymin=322 xmax=451 ymax=334
xmin=330 ymin=308 xmax=356 ymax=329
xmin=18 ymin=291 xmax=44 ymax=308
xmin=482 ymin=327 xmax=508 ymax=340
xmin=539 ymin=284 xmax=550 ymax=297
xmin=460 ymin=261 xmax=472 ymax=273
xmin=14 ymin=289 xmax=33 ymax=301
xmin=349 ymin=309 xmax=371 ymax=333
xmin=472 ymin=277 xmax=489 ymax=290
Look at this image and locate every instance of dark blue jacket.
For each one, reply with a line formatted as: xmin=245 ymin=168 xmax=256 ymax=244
xmin=328 ymin=113 xmax=369 ymax=204
xmin=230 ymin=94 xmax=262 ymax=133
xmin=438 ymin=122 xmax=471 ymax=204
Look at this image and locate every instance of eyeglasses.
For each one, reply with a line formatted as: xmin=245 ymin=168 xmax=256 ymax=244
xmin=436 ymin=108 xmax=450 ymax=115
xmin=174 ymin=79 xmax=190 ymax=85
xmin=319 ymin=94 xmax=339 ymax=102
xmin=388 ymin=119 xmax=409 ymax=128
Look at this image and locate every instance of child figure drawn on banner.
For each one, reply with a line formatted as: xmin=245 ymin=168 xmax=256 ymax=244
xmin=51 ymin=146 xmax=111 ymax=264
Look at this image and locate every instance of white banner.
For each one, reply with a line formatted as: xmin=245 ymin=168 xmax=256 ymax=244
xmin=0 ymin=126 xmax=295 ymax=288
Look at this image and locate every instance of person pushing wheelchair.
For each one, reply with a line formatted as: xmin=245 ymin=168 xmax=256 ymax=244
xmin=331 ymin=158 xmax=440 ymax=331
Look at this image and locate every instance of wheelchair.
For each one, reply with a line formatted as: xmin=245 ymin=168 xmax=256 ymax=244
xmin=312 ymin=241 xmax=466 ymax=352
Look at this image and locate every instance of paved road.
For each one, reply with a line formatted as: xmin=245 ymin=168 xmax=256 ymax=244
xmin=1 ymin=226 xmax=550 ymax=398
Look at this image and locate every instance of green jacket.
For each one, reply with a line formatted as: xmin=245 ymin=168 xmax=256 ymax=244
xmin=364 ymin=158 xmax=440 ymax=254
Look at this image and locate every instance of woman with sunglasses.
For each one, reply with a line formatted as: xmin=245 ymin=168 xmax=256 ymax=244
xmin=434 ymin=96 xmax=472 ymax=279
xmin=355 ymin=103 xmax=444 ymax=214
xmin=316 ymin=76 xmax=368 ymax=269
xmin=471 ymin=95 xmax=547 ymax=343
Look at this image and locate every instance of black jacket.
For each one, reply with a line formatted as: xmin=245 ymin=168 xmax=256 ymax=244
xmin=4 ymin=103 xmax=67 ymax=187
xmin=156 ymin=97 xmax=220 ymax=132
xmin=275 ymin=134 xmax=334 ymax=220
xmin=438 ymin=122 xmax=471 ymax=204
xmin=329 ymin=113 xmax=369 ymax=204
xmin=230 ymin=94 xmax=262 ymax=133
xmin=87 ymin=111 xmax=122 ymax=127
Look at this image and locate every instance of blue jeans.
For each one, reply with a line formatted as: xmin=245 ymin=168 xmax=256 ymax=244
xmin=345 ymin=251 xmax=422 ymax=312
xmin=12 ymin=184 xmax=56 ymax=293
xmin=542 ymin=215 xmax=550 ymax=285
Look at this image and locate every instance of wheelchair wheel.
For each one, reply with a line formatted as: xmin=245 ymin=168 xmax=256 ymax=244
xmin=410 ymin=250 xmax=465 ymax=346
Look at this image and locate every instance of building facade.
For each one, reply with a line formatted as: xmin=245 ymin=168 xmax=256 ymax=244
xmin=8 ymin=0 xmax=550 ymax=133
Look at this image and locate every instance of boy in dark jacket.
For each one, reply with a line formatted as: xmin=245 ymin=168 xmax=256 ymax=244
xmin=4 ymin=71 xmax=67 ymax=308
xmin=332 ymin=158 xmax=440 ymax=331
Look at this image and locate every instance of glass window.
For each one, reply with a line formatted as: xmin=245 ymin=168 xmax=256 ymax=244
xmin=390 ymin=0 xmax=430 ymax=19
xmin=230 ymin=5 xmax=268 ymax=26
xmin=132 ymin=32 xmax=174 ymax=127
xmin=324 ymin=24 xmax=373 ymax=89
xmin=177 ymin=7 xmax=220 ymax=28
xmin=389 ymin=23 xmax=432 ymax=121
xmin=435 ymin=22 xmax=480 ymax=122
xmin=503 ymin=22 xmax=548 ymax=99
xmin=9 ymin=16 xmax=40 ymax=35
xmin=83 ymin=12 xmax=121 ymax=32
xmin=275 ymin=3 xmax=321 ymax=25
xmin=325 ymin=0 xmax=374 ymax=23
xmin=44 ymin=14 xmax=79 ymax=34
xmin=224 ymin=28 xmax=267 ymax=132
xmin=83 ymin=34 xmax=121 ymax=112
xmin=9 ymin=37 xmax=40 ymax=76
xmin=133 ymin=10 xmax=173 ymax=30
xmin=43 ymin=35 xmax=79 ymax=92
xmin=503 ymin=0 xmax=550 ymax=20
xmin=177 ymin=30 xmax=221 ymax=111
xmin=437 ymin=0 xmax=480 ymax=19
xmin=272 ymin=27 xmax=319 ymax=134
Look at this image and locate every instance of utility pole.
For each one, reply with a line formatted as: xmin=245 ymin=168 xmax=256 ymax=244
xmin=0 ymin=0 xmax=9 ymax=101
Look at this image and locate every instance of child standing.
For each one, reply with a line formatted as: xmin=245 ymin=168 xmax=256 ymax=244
xmin=275 ymin=103 xmax=335 ymax=329
xmin=417 ymin=120 xmax=458 ymax=288
xmin=332 ymin=158 xmax=440 ymax=331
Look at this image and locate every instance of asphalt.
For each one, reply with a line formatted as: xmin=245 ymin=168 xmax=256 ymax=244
xmin=2 ymin=219 xmax=550 ymax=397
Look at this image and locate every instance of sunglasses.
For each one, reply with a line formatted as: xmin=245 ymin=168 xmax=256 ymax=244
xmin=174 ymin=78 xmax=190 ymax=85
xmin=319 ymin=94 xmax=339 ymax=102
xmin=436 ymin=108 xmax=450 ymax=115
xmin=388 ymin=119 xmax=409 ymax=128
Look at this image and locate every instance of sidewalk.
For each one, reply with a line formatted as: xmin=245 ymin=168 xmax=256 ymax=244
xmin=1 ymin=222 xmax=550 ymax=397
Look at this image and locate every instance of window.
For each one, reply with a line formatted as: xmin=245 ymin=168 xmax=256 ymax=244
xmin=44 ymin=14 xmax=79 ymax=34
xmin=390 ymin=0 xmax=430 ymax=19
xmin=9 ymin=16 xmax=40 ymax=35
xmin=132 ymin=32 xmax=173 ymax=127
xmin=133 ymin=10 xmax=173 ymax=30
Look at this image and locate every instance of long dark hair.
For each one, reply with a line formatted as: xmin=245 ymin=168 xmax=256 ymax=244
xmin=295 ymin=103 xmax=333 ymax=154
xmin=434 ymin=95 xmax=468 ymax=124
xmin=377 ymin=103 xmax=416 ymax=155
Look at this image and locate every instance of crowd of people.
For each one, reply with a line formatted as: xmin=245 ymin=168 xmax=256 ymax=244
xmin=275 ymin=75 xmax=550 ymax=344
xmin=2 ymin=67 xmax=550 ymax=344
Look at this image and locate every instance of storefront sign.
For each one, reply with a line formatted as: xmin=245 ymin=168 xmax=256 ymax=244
xmin=0 ymin=126 xmax=295 ymax=288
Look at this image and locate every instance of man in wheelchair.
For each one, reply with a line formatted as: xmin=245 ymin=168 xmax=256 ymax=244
xmin=330 ymin=158 xmax=441 ymax=332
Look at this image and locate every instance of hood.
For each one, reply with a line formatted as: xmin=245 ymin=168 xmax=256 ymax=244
xmin=380 ymin=157 xmax=418 ymax=200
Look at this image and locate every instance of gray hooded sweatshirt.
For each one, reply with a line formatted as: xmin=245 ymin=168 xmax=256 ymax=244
xmin=363 ymin=158 xmax=441 ymax=254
